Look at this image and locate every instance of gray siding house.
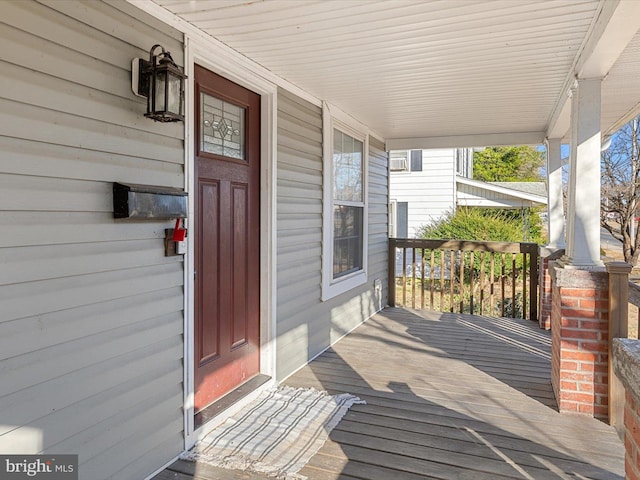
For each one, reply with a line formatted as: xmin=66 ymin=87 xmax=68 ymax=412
xmin=0 ymin=1 xmax=387 ymax=478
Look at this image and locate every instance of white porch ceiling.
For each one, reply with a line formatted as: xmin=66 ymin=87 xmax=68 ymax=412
xmin=151 ymin=0 xmax=640 ymax=147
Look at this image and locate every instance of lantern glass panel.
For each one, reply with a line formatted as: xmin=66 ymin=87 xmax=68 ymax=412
xmin=154 ymin=72 xmax=166 ymax=112
xmin=167 ymin=72 xmax=182 ymax=116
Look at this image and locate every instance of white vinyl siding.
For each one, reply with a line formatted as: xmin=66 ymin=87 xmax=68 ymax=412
xmin=276 ymin=89 xmax=388 ymax=380
xmin=389 ymin=149 xmax=457 ymax=237
xmin=0 ymin=1 xmax=184 ymax=479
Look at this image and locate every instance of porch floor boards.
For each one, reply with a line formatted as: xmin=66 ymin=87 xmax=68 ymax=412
xmin=157 ymin=307 xmax=624 ymax=480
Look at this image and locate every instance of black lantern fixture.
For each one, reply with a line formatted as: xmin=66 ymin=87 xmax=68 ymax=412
xmin=133 ymin=44 xmax=186 ymax=122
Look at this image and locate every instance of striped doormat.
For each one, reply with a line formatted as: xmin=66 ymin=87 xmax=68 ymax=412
xmin=181 ymin=386 xmax=365 ymax=479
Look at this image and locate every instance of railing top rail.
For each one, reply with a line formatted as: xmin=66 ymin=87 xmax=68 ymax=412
xmin=390 ymin=237 xmax=539 ymax=255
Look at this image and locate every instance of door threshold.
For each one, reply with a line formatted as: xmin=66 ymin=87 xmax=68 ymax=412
xmin=194 ymin=374 xmax=271 ymax=429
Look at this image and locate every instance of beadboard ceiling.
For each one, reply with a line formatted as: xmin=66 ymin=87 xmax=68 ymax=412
xmin=151 ymin=0 xmax=640 ymax=146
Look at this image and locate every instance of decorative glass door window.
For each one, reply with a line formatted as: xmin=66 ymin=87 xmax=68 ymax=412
xmin=201 ymin=92 xmax=245 ymax=160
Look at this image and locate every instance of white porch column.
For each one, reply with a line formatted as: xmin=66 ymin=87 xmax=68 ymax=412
xmin=546 ymin=138 xmax=565 ymax=248
xmin=565 ymin=78 xmax=603 ymax=267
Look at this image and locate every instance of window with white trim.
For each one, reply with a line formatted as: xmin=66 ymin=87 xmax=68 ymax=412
xmin=322 ymin=104 xmax=368 ymax=300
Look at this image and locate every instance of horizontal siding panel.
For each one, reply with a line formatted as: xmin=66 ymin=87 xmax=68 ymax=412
xmin=0 ymin=335 xmax=183 ymax=438
xmin=277 ymin=216 xmax=321 ymax=231
xmin=277 ymin=181 xmax=322 ymax=201
xmin=277 ymin=127 xmax=323 ymax=158
xmin=0 ymin=136 xmax=183 ymax=186
xmin=0 ymin=99 xmax=182 ymax=163
xmin=0 ymin=287 xmax=183 ymax=362
xmin=73 ymin=394 xmax=183 ymax=474
xmin=277 ymin=198 xmax=322 ymax=216
xmin=39 ymin=0 xmax=183 ymax=52
xmin=279 ymin=111 xmax=322 ymax=142
xmin=0 ymin=311 xmax=182 ymax=397
xmin=2 ymin=263 xmax=183 ymax=322
xmin=0 ymin=23 xmax=131 ymax=101
xmin=277 ymin=167 xmax=323 ymax=187
xmin=2 ymin=212 xmax=173 ymax=248
xmin=3 ymin=366 xmax=180 ymax=454
xmin=278 ymin=87 xmax=322 ymax=118
xmin=1 ymin=240 xmax=181 ymax=286
xmin=0 ymin=175 xmax=111 ymax=213
xmin=277 ymin=147 xmax=323 ymax=172
xmin=1 ymin=62 xmax=181 ymax=139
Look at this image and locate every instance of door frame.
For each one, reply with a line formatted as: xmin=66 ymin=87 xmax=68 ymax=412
xmin=183 ymin=35 xmax=278 ymax=448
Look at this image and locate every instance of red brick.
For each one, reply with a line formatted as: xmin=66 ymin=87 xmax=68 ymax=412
xmin=560 ymin=380 xmax=577 ymax=391
xmin=579 ymin=319 xmax=608 ymax=329
xmin=561 ymin=328 xmax=601 ymax=340
xmin=561 ymin=288 xmax=599 ymax=297
xmin=563 ymin=350 xmax=596 ymax=361
xmin=579 ymin=341 xmax=608 ymax=352
xmin=579 ymin=362 xmax=595 ymax=372
xmin=579 ymin=299 xmax=609 ymax=310
xmin=579 ymin=403 xmax=595 ymax=414
xmin=560 ymin=360 xmax=579 ymax=371
xmin=579 ymin=382 xmax=594 ymax=393
xmin=561 ymin=391 xmax=594 ymax=403
xmin=561 ymin=309 xmax=600 ymax=319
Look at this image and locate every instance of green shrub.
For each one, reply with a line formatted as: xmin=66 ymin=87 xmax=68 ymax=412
xmin=417 ymin=207 xmax=544 ymax=244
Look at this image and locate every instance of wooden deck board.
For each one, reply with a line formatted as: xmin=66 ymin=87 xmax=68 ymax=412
xmin=155 ymin=308 xmax=624 ymax=480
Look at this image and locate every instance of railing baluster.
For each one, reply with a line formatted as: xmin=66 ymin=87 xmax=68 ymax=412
xmin=501 ymin=253 xmax=506 ymax=317
xmin=429 ymin=249 xmax=435 ymax=310
xmin=402 ymin=247 xmax=407 ymax=307
xmin=469 ymin=251 xmax=475 ymax=315
xmin=459 ymin=250 xmax=465 ymax=313
xmin=411 ymin=247 xmax=416 ymax=309
xmin=523 ymin=252 xmax=528 ymax=320
xmin=511 ymin=252 xmax=517 ymax=318
xmin=449 ymin=250 xmax=455 ymax=313
xmin=490 ymin=252 xmax=495 ymax=317
xmin=440 ymin=250 xmax=444 ymax=311
xmin=421 ymin=248 xmax=426 ymax=310
xmin=479 ymin=251 xmax=486 ymax=316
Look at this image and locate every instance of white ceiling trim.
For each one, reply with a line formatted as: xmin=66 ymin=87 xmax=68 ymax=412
xmin=387 ymin=132 xmax=546 ymax=150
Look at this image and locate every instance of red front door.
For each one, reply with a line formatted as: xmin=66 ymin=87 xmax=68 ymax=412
xmin=194 ymin=65 xmax=261 ymax=412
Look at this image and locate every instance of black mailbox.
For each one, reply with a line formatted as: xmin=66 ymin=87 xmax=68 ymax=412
xmin=113 ymin=182 xmax=187 ymax=219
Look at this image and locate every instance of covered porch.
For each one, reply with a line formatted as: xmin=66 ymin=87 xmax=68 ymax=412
xmin=157 ymin=308 xmax=623 ymax=480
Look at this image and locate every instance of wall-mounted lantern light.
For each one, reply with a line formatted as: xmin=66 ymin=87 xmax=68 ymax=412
xmin=132 ymin=44 xmax=186 ymax=122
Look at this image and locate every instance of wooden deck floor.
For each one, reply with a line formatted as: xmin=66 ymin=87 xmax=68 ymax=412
xmin=157 ymin=308 xmax=624 ymax=480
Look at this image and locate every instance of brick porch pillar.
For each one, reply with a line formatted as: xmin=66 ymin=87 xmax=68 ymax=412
xmin=539 ymin=247 xmax=565 ymax=330
xmin=550 ymin=261 xmax=609 ymax=419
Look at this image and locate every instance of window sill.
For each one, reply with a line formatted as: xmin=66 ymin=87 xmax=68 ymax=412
xmin=322 ymin=270 xmax=367 ymax=301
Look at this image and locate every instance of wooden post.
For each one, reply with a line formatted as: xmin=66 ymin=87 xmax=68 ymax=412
xmin=607 ymin=261 xmax=632 ymax=435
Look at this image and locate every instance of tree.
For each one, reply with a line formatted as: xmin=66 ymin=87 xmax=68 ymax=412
xmin=473 ymin=146 xmax=544 ymax=182
xmin=601 ymin=116 xmax=640 ymax=265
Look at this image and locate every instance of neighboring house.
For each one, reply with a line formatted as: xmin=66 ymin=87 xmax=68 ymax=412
xmin=389 ymin=149 xmax=547 ymax=238
xmin=1 ymin=2 xmax=639 ymax=480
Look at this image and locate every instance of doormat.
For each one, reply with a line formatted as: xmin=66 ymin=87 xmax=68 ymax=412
xmin=181 ymin=386 xmax=366 ymax=479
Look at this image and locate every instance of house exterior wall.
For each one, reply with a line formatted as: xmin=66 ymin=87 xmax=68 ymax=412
xmin=389 ymin=149 xmax=456 ymax=238
xmin=0 ymin=1 xmax=185 ymax=478
xmin=276 ymin=88 xmax=388 ymax=380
